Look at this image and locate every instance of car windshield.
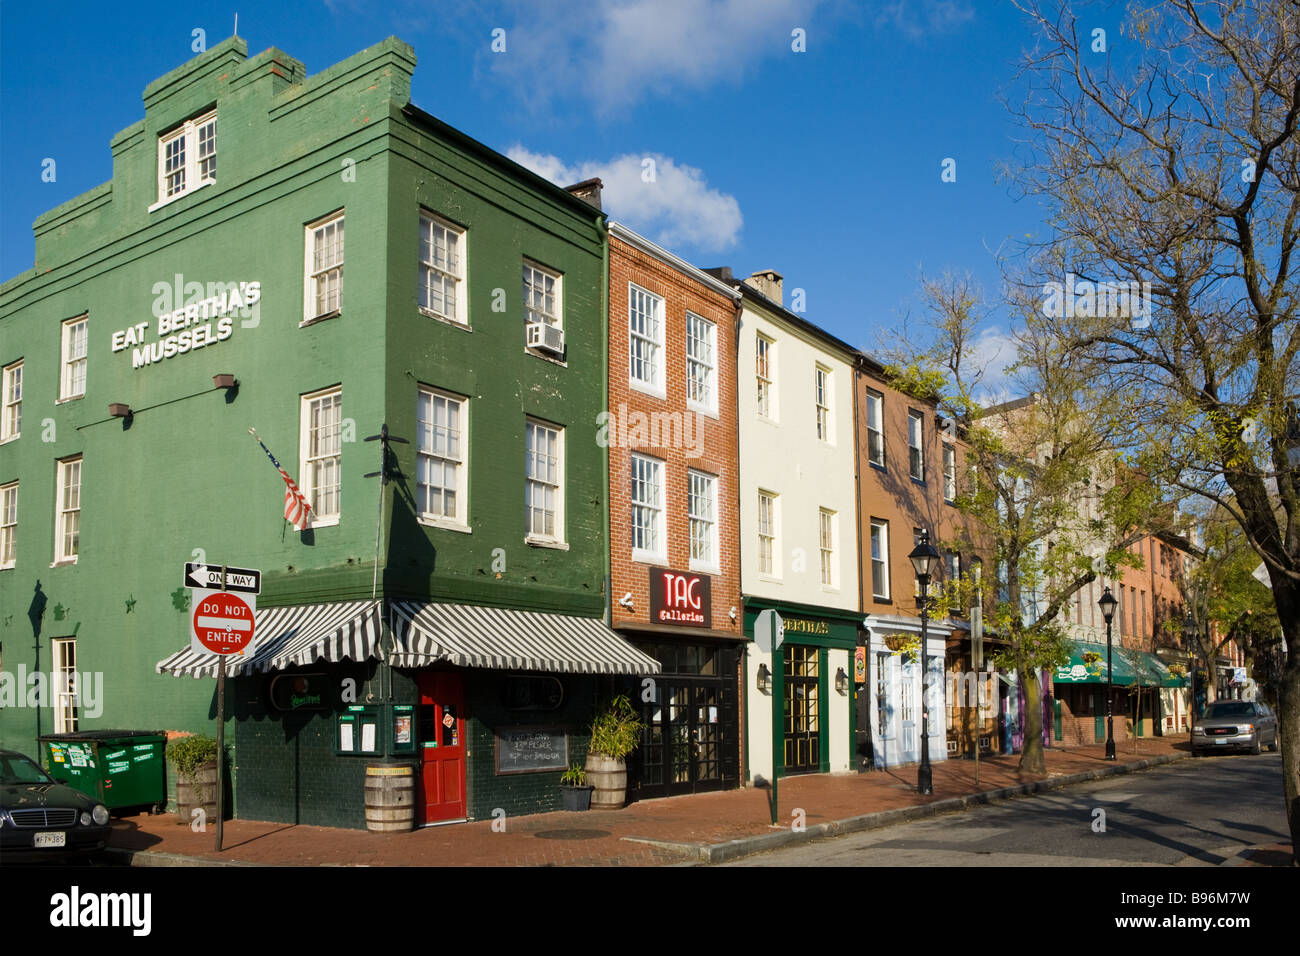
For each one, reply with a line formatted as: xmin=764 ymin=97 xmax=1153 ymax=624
xmin=0 ymin=754 xmax=55 ymax=786
xmin=1204 ymin=702 xmax=1255 ymax=718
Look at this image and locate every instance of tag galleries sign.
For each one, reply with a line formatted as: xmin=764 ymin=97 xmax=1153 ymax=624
xmin=649 ymin=569 xmax=712 ymax=627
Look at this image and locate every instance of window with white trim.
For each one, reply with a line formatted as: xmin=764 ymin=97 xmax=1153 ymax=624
xmin=865 ymin=388 xmax=884 ymax=467
xmin=417 ymin=388 xmax=466 ymax=524
xmin=819 ymin=508 xmax=836 ymax=587
xmin=630 ymin=454 xmax=664 ymax=559
xmin=908 ymin=409 xmax=924 ymax=481
xmin=53 ymin=638 xmax=78 ymax=734
xmin=301 ymin=388 xmax=342 ymax=523
xmin=523 ymin=260 xmax=561 ymax=329
xmin=419 ymin=212 xmax=466 ymax=324
xmin=758 ymin=490 xmax=778 ymax=575
xmin=870 ymin=518 xmax=890 ymax=601
xmin=155 ymin=109 xmax=216 ymax=205
xmin=943 ymin=443 xmax=956 ymax=502
xmin=304 ymin=213 xmax=344 ymax=322
xmin=815 ymin=365 xmax=832 ymax=441
xmin=756 ymin=333 xmax=774 ymax=418
xmin=54 ymin=456 xmax=80 ymax=564
xmin=686 ymin=313 xmax=716 ymax=412
xmin=525 ymin=419 xmax=564 ymax=542
xmin=0 ymin=481 xmax=15 ymax=569
xmin=688 ymin=470 xmax=717 ymax=570
xmin=1 ymin=360 xmax=20 ymax=441
xmin=629 ymin=284 xmax=664 ymax=391
xmin=60 ymin=317 xmax=87 ymax=401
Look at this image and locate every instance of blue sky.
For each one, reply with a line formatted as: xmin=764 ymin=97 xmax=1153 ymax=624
xmin=0 ymin=0 xmax=1124 ymax=383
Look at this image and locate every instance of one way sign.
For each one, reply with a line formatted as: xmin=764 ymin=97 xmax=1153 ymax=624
xmin=184 ymin=562 xmax=262 ymax=594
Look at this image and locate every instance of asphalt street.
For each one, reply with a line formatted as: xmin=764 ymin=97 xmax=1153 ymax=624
xmin=723 ymin=752 xmax=1289 ymax=866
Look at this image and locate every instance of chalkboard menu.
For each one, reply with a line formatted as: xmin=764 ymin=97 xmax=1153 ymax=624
xmin=495 ymin=727 xmax=569 ymax=774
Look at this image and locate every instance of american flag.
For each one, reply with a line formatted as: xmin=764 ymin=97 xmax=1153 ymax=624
xmin=249 ymin=428 xmax=312 ymax=530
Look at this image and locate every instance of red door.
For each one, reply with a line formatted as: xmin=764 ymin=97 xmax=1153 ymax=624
xmin=418 ymin=672 xmax=466 ymax=824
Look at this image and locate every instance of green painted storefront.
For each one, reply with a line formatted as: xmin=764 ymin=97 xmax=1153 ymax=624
xmin=0 ymin=36 xmax=632 ymax=829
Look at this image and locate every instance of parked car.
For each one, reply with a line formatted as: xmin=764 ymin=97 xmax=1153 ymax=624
xmin=0 ymin=749 xmax=111 ymax=862
xmin=1191 ymin=701 xmax=1280 ymax=756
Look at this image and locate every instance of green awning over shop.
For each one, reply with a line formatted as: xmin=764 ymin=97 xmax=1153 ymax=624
xmin=1052 ymin=641 xmax=1188 ymax=687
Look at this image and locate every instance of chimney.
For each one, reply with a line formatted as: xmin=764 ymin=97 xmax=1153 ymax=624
xmin=565 ymin=178 xmax=603 ymax=211
xmin=702 ymin=266 xmax=734 ymax=283
xmin=744 ymin=269 xmax=783 ymax=306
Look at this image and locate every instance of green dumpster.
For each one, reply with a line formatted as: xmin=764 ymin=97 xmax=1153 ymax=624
xmin=40 ymin=730 xmax=167 ymax=813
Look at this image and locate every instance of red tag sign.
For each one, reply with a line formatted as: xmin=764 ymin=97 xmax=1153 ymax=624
xmin=648 ymin=569 xmax=712 ymax=627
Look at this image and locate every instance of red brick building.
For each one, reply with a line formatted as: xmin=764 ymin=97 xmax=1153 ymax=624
xmin=606 ymin=221 xmax=744 ymax=800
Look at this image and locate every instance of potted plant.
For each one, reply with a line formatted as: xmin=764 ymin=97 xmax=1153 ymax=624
xmin=166 ymin=733 xmax=220 ymax=826
xmin=559 ymin=763 xmax=592 ymax=811
xmin=584 ymin=694 xmax=644 ymax=810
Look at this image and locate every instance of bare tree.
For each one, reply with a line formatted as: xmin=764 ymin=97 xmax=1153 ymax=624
xmin=1009 ymin=0 xmax=1300 ymax=861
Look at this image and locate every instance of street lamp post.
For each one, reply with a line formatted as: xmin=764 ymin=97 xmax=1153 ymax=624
xmin=1098 ymin=586 xmax=1118 ymax=760
xmin=909 ymin=529 xmax=941 ymax=795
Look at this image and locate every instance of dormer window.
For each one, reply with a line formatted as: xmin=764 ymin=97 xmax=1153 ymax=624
xmin=153 ymin=109 xmax=216 ymax=207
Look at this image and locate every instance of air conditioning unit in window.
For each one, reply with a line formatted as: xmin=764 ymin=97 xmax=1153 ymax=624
xmin=527 ymin=322 xmax=565 ymax=356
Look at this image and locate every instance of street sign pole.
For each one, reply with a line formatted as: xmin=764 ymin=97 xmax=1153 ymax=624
xmin=755 ymin=609 xmax=784 ymax=826
xmin=215 ymin=565 xmax=226 ymax=854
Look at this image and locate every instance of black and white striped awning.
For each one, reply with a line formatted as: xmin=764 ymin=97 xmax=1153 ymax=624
xmin=156 ymin=600 xmax=384 ymax=678
xmin=389 ymin=601 xmax=661 ymax=675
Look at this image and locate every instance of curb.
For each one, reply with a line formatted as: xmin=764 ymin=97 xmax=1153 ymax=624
xmin=690 ymin=751 xmax=1191 ymax=864
xmin=104 ymin=846 xmax=265 ymax=867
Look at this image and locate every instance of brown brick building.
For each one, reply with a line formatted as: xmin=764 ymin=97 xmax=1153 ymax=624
xmin=606 ymin=221 xmax=744 ymax=800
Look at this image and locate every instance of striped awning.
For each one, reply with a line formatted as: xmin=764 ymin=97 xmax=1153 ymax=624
xmin=389 ymin=601 xmax=662 ymax=675
xmin=156 ymin=600 xmax=384 ymax=678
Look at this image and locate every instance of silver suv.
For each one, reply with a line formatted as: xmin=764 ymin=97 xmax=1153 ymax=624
xmin=1192 ymin=701 xmax=1280 ymax=755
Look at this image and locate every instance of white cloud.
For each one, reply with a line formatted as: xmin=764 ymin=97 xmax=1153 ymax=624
xmin=874 ymin=0 xmax=974 ymax=40
xmin=486 ymin=0 xmax=824 ymax=112
xmin=968 ymin=325 xmax=1018 ymax=405
xmin=508 ymin=146 xmax=743 ymax=251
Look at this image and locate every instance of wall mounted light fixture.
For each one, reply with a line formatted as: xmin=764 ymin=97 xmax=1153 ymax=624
xmin=756 ymin=663 xmax=772 ymax=695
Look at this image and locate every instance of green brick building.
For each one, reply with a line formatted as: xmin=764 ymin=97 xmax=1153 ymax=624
xmin=0 ymin=36 xmax=656 ymax=830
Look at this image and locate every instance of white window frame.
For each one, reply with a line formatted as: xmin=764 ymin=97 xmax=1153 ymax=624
xmin=815 ymin=365 xmax=833 ymax=442
xmin=865 ymin=388 xmax=884 ymax=467
xmin=1 ymin=360 xmax=21 ymax=442
xmin=523 ymin=259 xmax=562 ymax=330
xmin=525 ymin=419 xmax=565 ymax=545
xmin=59 ymin=317 xmax=87 ymax=402
xmin=628 ymin=284 xmax=665 ymax=396
xmin=870 ymin=518 xmax=890 ymax=601
xmin=416 ymin=387 xmax=468 ymax=529
xmin=419 ymin=212 xmax=468 ymax=326
xmin=54 ymin=455 xmax=80 ymax=565
xmin=0 ymin=481 xmax=15 ymax=569
xmin=52 ymin=638 xmax=78 ymax=734
xmin=300 ymin=387 xmax=342 ymax=527
xmin=943 ymin=443 xmax=957 ymax=502
xmin=819 ymin=507 xmax=836 ymax=588
xmin=630 ymin=453 xmax=665 ymax=563
xmin=686 ymin=313 xmax=717 ymax=415
xmin=908 ymin=409 xmax=925 ymax=482
xmin=688 ymin=470 xmax=718 ymax=573
xmin=757 ymin=490 xmax=779 ymax=577
xmin=756 ymin=333 xmax=775 ymax=419
xmin=151 ymin=109 xmax=216 ymax=209
xmin=303 ymin=212 xmax=345 ymax=324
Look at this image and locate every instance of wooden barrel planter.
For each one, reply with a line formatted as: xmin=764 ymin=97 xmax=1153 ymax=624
xmin=364 ymin=763 xmax=415 ymax=832
xmin=176 ymin=760 xmax=218 ymax=827
xmin=584 ymin=753 xmax=627 ymax=810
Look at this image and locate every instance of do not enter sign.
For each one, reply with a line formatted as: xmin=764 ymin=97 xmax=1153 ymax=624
xmin=191 ymin=588 xmax=257 ymax=656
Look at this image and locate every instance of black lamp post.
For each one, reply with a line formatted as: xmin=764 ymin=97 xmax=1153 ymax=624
xmin=909 ymin=529 xmax=941 ymax=794
xmin=1098 ymin=585 xmax=1118 ymax=760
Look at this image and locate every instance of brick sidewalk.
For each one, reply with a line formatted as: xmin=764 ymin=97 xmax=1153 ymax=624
xmin=103 ymin=738 xmax=1289 ymax=866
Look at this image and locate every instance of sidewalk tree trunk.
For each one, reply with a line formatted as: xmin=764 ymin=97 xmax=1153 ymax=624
xmin=1009 ymin=0 xmax=1300 ymax=863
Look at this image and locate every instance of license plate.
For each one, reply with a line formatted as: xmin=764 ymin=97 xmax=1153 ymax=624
xmin=1214 ymin=739 xmax=1226 ymax=745
xmin=34 ymin=832 xmax=67 ymax=848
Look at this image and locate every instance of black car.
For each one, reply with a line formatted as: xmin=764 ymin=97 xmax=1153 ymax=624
xmin=0 ymin=749 xmax=111 ymax=863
